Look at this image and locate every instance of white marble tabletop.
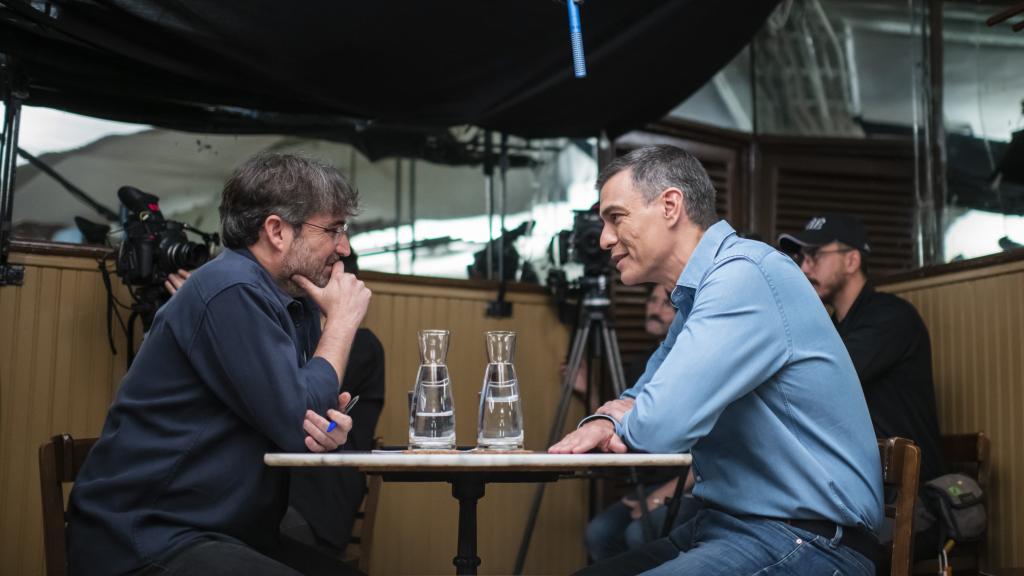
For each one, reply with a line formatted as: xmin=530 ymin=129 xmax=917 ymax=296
xmin=264 ymin=450 xmax=691 ymax=472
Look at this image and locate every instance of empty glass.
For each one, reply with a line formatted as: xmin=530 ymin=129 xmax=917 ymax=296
xmin=477 ymin=331 xmax=524 ymax=449
xmin=409 ymin=329 xmax=456 ymax=449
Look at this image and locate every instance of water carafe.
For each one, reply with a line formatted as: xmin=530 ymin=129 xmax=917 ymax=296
xmin=477 ymin=331 xmax=524 ymax=449
xmin=409 ymin=329 xmax=456 ymax=449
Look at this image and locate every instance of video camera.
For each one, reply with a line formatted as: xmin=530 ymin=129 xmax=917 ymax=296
xmin=546 ymin=206 xmax=612 ymax=320
xmin=115 ymin=185 xmax=218 ymax=289
xmin=548 ymin=207 xmax=609 ymax=277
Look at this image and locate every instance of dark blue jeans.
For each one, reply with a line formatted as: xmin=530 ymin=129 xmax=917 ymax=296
xmin=586 ymin=494 xmax=701 ymax=560
xmin=576 ymin=508 xmax=875 ymax=576
xmin=132 ymin=535 xmax=363 ymax=576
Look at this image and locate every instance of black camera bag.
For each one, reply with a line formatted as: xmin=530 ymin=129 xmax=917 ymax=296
xmin=923 ymin=473 xmax=986 ymax=543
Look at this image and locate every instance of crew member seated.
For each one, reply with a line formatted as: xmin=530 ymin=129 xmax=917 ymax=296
xmin=779 ymin=213 xmax=945 ymax=565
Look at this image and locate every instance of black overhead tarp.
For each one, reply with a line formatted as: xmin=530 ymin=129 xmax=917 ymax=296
xmin=1 ymin=1 xmax=776 ymax=162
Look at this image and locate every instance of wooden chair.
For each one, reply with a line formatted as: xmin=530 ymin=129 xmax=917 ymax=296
xmin=38 ymin=434 xmax=97 ymax=576
xmin=41 ymin=433 xmax=383 ymax=574
xmin=879 ymin=437 xmax=922 ymax=576
xmin=914 ymin=432 xmax=991 ymax=575
xmin=344 ymin=474 xmax=383 ymax=574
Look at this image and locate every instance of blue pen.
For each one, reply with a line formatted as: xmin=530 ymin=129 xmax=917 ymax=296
xmin=326 ymin=395 xmax=359 ymax=432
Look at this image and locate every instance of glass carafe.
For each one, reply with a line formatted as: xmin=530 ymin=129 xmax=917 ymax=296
xmin=409 ymin=329 xmax=456 ymax=449
xmin=477 ymin=331 xmax=524 ymax=449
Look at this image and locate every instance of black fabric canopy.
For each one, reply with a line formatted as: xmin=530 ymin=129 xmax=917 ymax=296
xmin=1 ymin=0 xmax=776 ymax=162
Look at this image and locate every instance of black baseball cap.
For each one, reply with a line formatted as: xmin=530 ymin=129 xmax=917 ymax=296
xmin=778 ymin=214 xmax=871 ymax=254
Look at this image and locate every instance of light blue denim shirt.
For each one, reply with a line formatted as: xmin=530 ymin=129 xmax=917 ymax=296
xmin=617 ymin=220 xmax=883 ymax=532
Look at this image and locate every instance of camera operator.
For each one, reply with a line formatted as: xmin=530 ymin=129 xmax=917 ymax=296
xmin=67 ymin=153 xmax=370 ymax=576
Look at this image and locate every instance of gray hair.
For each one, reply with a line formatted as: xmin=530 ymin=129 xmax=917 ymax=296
xmin=595 ymin=145 xmax=718 ymax=230
xmin=219 ymin=152 xmax=359 ymax=249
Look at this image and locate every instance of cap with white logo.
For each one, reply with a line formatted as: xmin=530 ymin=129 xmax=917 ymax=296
xmin=778 ymin=214 xmax=871 ymax=254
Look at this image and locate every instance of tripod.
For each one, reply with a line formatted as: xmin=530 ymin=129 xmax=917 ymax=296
xmin=513 ymin=274 xmax=657 ymax=574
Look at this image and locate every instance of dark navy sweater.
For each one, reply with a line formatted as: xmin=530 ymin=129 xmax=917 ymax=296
xmin=67 ymin=248 xmax=341 ymax=575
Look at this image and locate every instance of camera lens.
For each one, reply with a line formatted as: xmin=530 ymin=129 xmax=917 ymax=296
xmin=166 ymin=241 xmax=210 ymax=271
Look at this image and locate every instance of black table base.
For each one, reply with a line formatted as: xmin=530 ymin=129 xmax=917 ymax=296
xmin=381 ymin=470 xmax=561 ymax=575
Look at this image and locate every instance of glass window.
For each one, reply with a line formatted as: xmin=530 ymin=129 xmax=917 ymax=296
xmin=5 ymin=105 xmax=597 ymax=281
xmin=667 ymin=47 xmax=753 ymax=132
xmin=940 ymin=2 xmax=1024 ymax=262
xmin=352 ymin=139 xmax=597 ymax=280
xmin=752 ymin=0 xmax=926 ymax=138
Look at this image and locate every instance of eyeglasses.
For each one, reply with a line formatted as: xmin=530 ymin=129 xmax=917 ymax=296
xmin=300 ymin=221 xmax=349 ymax=242
xmin=792 ymin=247 xmax=852 ymax=266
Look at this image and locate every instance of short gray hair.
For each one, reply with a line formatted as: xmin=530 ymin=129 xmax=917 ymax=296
xmin=596 ymin=145 xmax=718 ymax=230
xmin=219 ymin=152 xmax=359 ymax=249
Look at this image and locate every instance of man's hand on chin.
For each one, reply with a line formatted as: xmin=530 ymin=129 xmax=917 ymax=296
xmin=548 ymin=419 xmax=628 ymax=454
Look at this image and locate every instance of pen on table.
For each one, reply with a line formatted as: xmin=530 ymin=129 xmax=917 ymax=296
xmin=326 ymin=395 xmax=359 ymax=432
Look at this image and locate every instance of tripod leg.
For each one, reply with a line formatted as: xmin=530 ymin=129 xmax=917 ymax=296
xmin=599 ymin=322 xmax=628 ymax=397
xmin=513 ymin=315 xmax=594 ymax=575
xmin=597 ymin=321 xmax=656 ymax=541
xmin=549 ymin=316 xmax=593 ymax=445
xmin=660 ymin=467 xmax=689 ymax=537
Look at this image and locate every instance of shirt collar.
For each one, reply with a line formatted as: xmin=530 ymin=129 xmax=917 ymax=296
xmin=673 ymin=220 xmax=734 ymax=294
xmin=230 ymin=247 xmax=304 ymax=312
xmin=836 ymin=282 xmax=875 ymax=328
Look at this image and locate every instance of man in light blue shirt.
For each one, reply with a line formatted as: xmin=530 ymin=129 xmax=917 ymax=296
xmin=550 ymin=145 xmax=883 ymax=575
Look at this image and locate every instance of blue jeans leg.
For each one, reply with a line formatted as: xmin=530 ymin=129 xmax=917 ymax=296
xmin=625 ymin=495 xmax=703 ymax=550
xmin=576 ymin=509 xmax=875 ymax=576
xmin=624 ymin=506 xmax=667 ymax=549
xmin=585 ymin=501 xmax=634 ymax=561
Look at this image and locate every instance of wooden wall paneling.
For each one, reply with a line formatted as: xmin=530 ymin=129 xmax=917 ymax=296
xmin=2 ymin=252 xmax=586 ymax=575
xmin=0 ymin=253 xmax=132 ymax=576
xmin=355 ymin=277 xmax=587 ymax=574
xmin=880 ymin=261 xmax=1024 ymax=569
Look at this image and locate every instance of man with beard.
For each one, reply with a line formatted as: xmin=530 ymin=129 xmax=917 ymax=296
xmin=551 ymin=145 xmax=882 ymax=576
xmin=779 ymin=213 xmax=944 ymax=564
xmin=165 ymin=251 xmax=386 ymax=562
xmin=68 ymin=153 xmax=370 ymax=576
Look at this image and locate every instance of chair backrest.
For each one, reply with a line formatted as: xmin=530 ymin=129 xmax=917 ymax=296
xmin=353 ymin=475 xmax=382 ymax=574
xmin=939 ymin=432 xmax=990 ymax=569
xmin=941 ymin=432 xmax=990 ymax=493
xmin=343 ymin=437 xmax=384 ymax=573
xmin=879 ymin=437 xmax=921 ymax=576
xmin=38 ymin=434 xmax=97 ymax=576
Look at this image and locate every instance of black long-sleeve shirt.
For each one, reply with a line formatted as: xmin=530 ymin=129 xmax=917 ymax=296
xmin=68 ymin=248 xmax=341 ymax=576
xmin=289 ymin=328 xmax=385 ymax=550
xmin=835 ymin=285 xmax=945 ymax=483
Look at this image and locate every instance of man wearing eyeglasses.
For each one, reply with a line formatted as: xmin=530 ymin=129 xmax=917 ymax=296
xmin=779 ymin=214 xmax=944 ymax=565
xmin=68 ymin=153 xmax=370 ymax=576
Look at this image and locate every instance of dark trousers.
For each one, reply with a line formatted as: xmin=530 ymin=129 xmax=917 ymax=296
xmin=133 ymin=535 xmax=364 ymax=576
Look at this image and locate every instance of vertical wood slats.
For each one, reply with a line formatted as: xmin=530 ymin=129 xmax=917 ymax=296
xmin=0 ymin=253 xmax=131 ymax=576
xmin=11 ymin=247 xmax=1020 ymax=572
xmin=765 ymin=150 xmax=917 ymax=277
xmin=880 ymin=261 xmax=1024 ymax=570
xmin=361 ymin=280 xmax=585 ymax=575
xmin=1 ymin=253 xmax=586 ymax=575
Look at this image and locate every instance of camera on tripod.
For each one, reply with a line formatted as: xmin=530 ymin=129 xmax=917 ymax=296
xmin=115 ymin=185 xmax=218 ymax=289
xmin=546 ymin=207 xmax=612 ymax=314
